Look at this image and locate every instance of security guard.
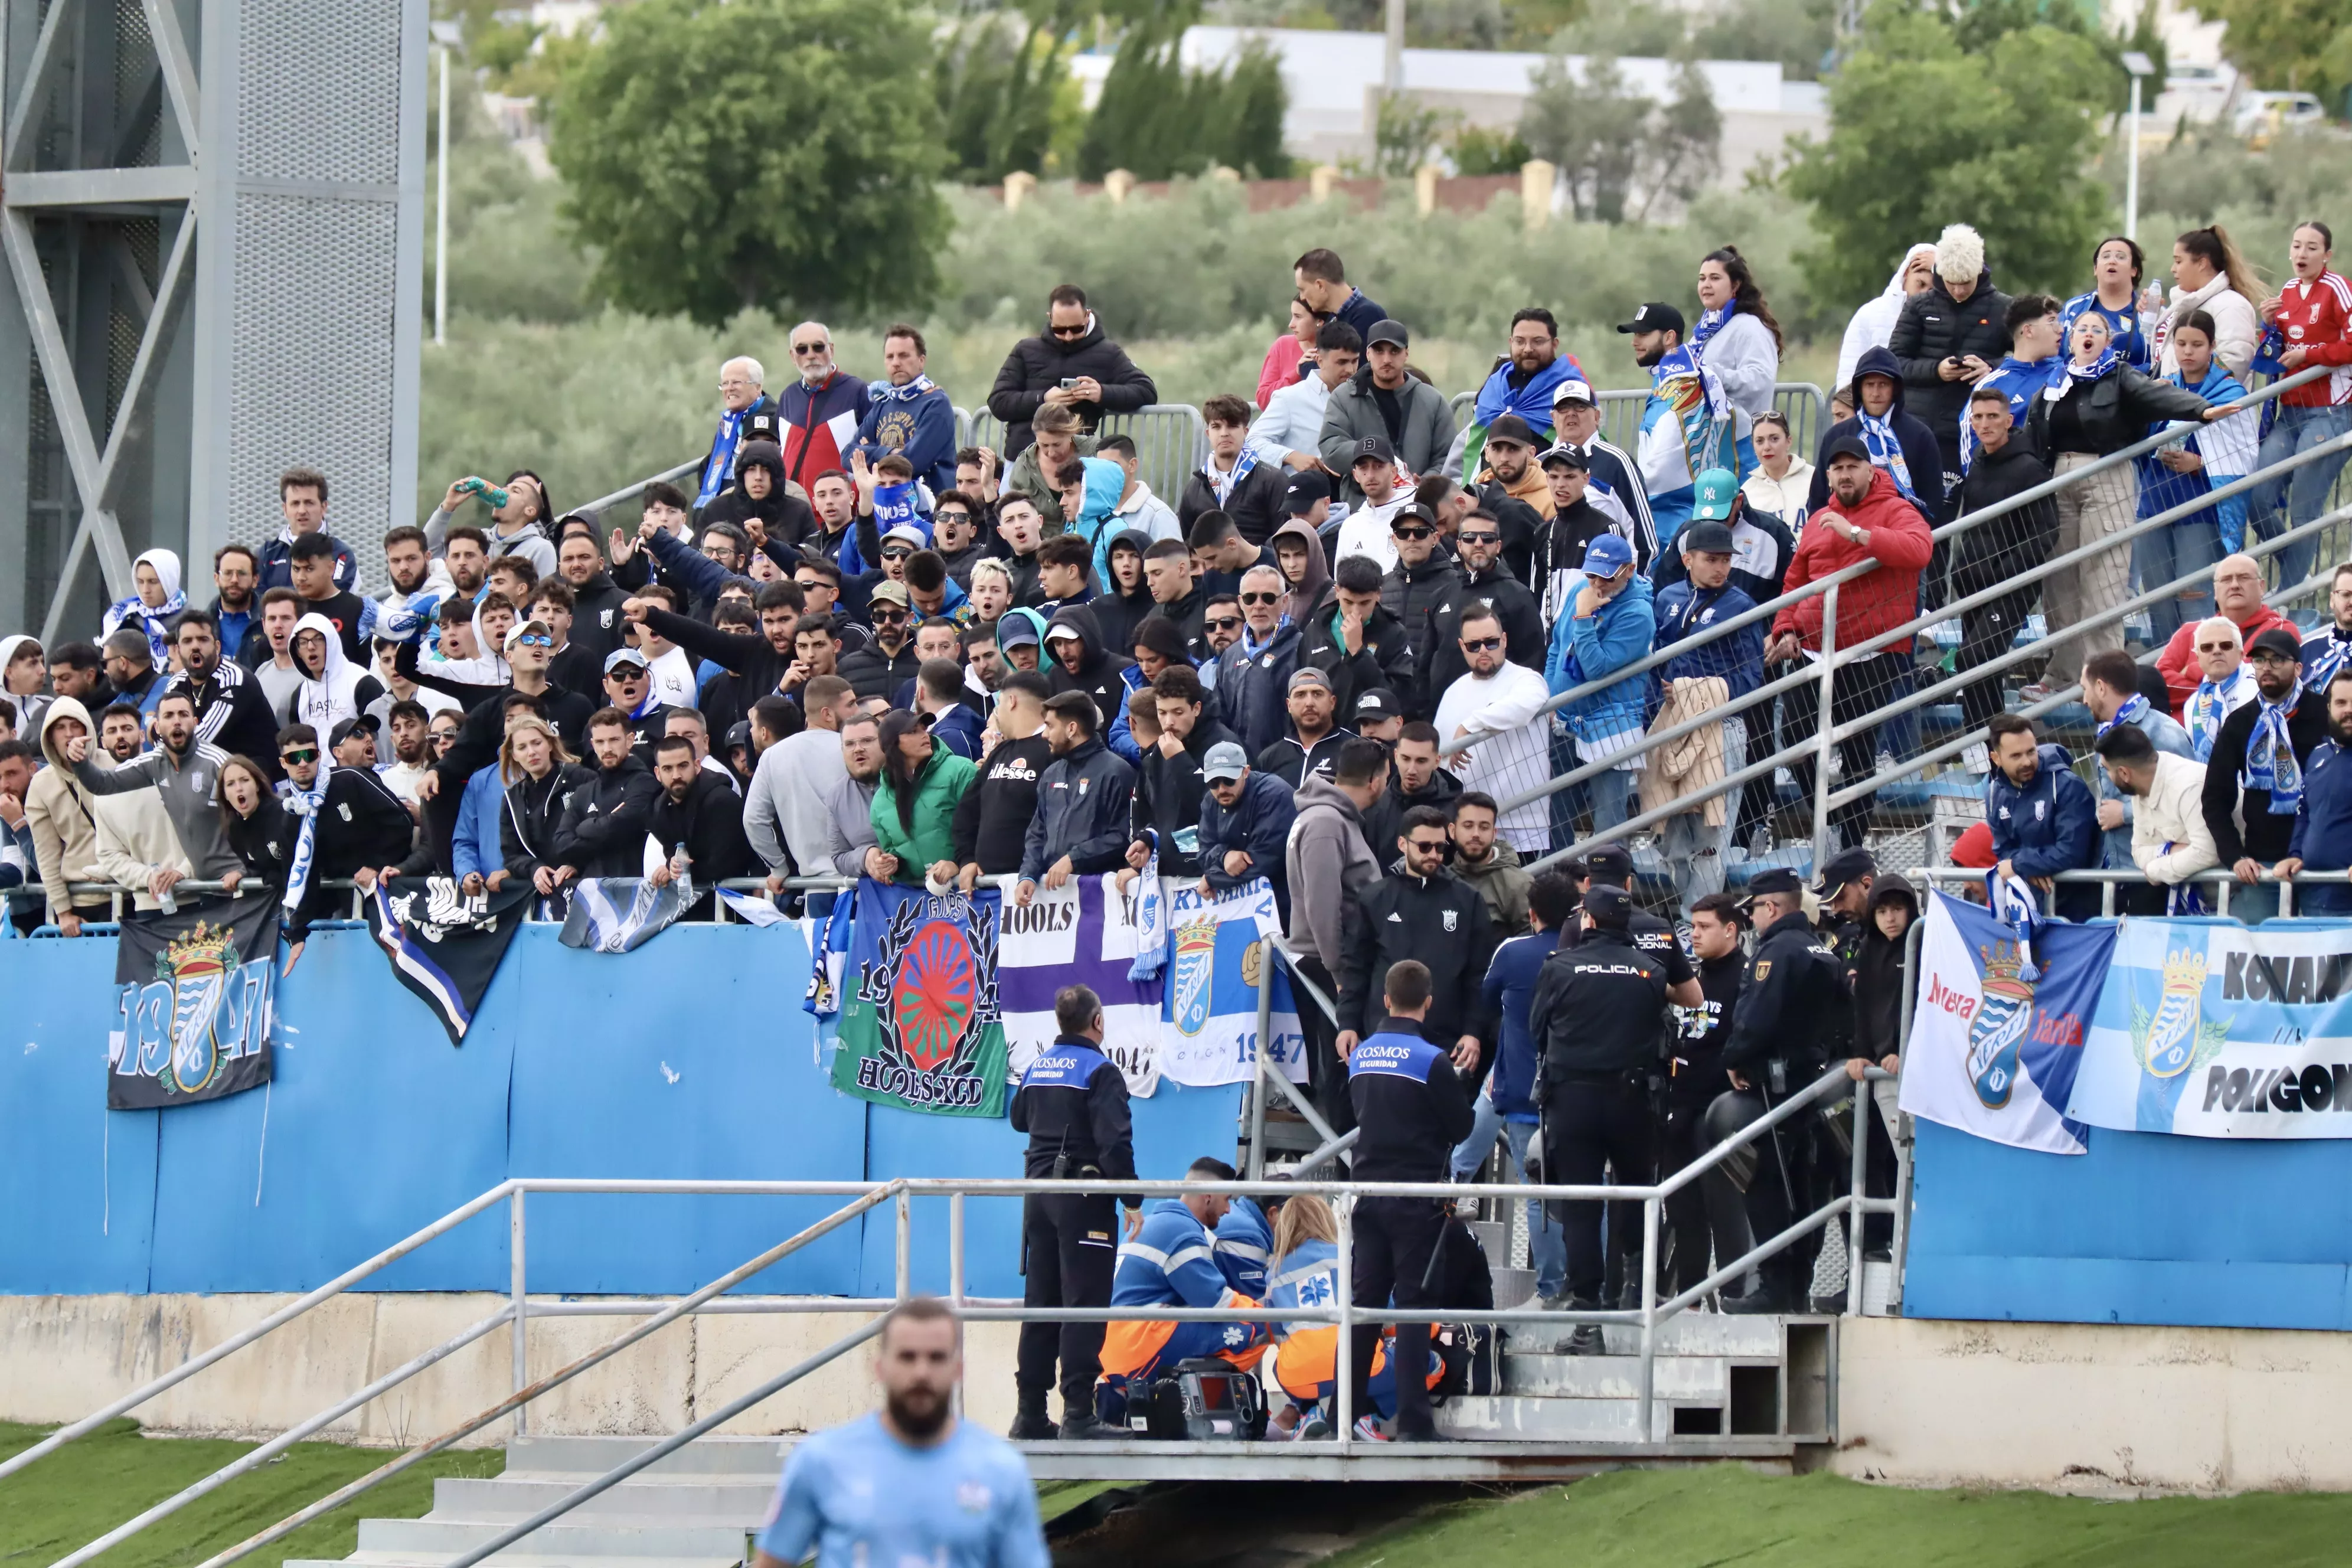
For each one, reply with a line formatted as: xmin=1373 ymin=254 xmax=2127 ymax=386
xmin=1336 ymin=807 xmax=1497 ymax=1069
xmin=1347 ymin=959 xmax=1476 ymax=1441
xmin=1525 ymin=883 xmax=1673 ymax=1348
xmin=1008 ymin=983 xmax=1138 ymax=1440
xmin=1709 ymin=866 xmax=1852 ymax=1312
xmin=1813 ymin=845 xmax=1878 ymax=965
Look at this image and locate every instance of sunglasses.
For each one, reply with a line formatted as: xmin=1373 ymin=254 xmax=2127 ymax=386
xmin=1207 ymin=616 xmax=1242 ymax=632
xmin=1240 ymin=591 xmax=1282 ymax=606
xmin=2195 ymin=642 xmax=2238 ymax=653
xmin=1050 ymin=324 xmax=1089 ymax=338
xmin=1393 ymin=527 xmax=1433 ymax=541
xmin=791 ymin=342 xmax=827 ymax=354
xmin=935 ymin=511 xmax=971 ymax=527
xmin=1459 ymin=532 xmax=1500 ymax=545
xmin=610 ymin=668 xmax=647 ymax=683
xmin=280 ymin=749 xmax=318 ymax=765
xmin=510 ymin=633 xmax=552 ymax=649
xmin=1461 ymin=636 xmax=1503 ymax=652
xmin=871 ymin=606 xmax=909 ymax=622
xmin=1409 ymin=838 xmax=1450 ymax=854
xmin=881 ymin=547 xmax=914 ymax=560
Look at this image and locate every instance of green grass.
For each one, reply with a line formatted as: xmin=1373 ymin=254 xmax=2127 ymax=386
xmin=0 ymin=1420 xmax=503 ymax=1568
xmin=1319 ymin=1465 xmax=2352 ymax=1567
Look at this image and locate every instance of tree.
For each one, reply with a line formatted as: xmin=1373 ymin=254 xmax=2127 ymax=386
xmin=1517 ymin=51 xmax=1717 ymax=222
xmin=2216 ymin=0 xmax=2352 ymax=111
xmin=1077 ymin=18 xmax=1292 ymax=180
xmin=935 ymin=4 xmax=1086 ymax=184
xmin=1783 ymin=4 xmax=2115 ymax=309
xmin=1373 ymin=94 xmax=1461 ymax=177
xmin=548 ymin=0 xmax=949 ymax=327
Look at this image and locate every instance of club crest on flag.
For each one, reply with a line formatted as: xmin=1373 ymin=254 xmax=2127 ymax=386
xmin=1171 ymin=916 xmax=1219 ymax=1038
xmin=159 ymin=922 xmax=242 ymax=1097
xmin=2132 ymin=949 xmax=2223 ymax=1080
xmin=1967 ymin=941 xmax=2035 ymax=1109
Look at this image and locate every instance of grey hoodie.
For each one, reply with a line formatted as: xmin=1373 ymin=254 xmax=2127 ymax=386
xmin=1283 ymin=773 xmax=1381 ymax=968
xmin=71 ymin=731 xmax=244 ymax=887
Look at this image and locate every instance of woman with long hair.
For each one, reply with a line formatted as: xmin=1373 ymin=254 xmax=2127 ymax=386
xmin=1259 ymin=1193 xmax=1443 ymax=1442
xmin=2152 ymin=224 xmax=2262 ymax=380
xmin=2062 ymin=235 xmax=2153 ymax=371
xmin=1257 ymin=296 xmax=1322 ymax=409
xmin=2136 ymin=311 xmax=2259 ymax=644
xmin=871 ymin=707 xmax=975 ymax=886
xmin=218 ymin=754 xmax=292 ymax=893
xmin=1693 ymin=246 xmax=1785 ymax=444
xmin=498 ymin=713 xmax=590 ymax=903
xmin=2251 ymin=220 xmax=2352 ymax=602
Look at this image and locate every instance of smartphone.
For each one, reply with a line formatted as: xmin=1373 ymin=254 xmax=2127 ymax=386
xmin=1059 ymin=378 xmax=1082 ymax=391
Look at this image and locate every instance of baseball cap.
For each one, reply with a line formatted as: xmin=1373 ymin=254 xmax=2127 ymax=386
xmin=867 ymin=579 xmax=910 ymax=608
xmin=997 ymin=612 xmax=1043 ymax=649
xmin=504 ymin=616 xmax=552 ymax=652
xmin=1390 ymin=502 xmax=1438 ymax=534
xmin=724 ymin=720 xmax=753 ymax=754
xmin=2249 ymin=626 xmax=2304 ymax=661
xmin=1579 ymin=843 xmax=1633 ymax=886
xmin=1746 ymin=866 xmax=1804 ymax=900
xmin=1681 ymin=520 xmax=1737 ymax=555
xmin=1583 ymin=884 xmax=1634 ymax=925
xmin=1486 ymin=413 xmax=1538 ymax=449
xmin=1203 ymin=741 xmax=1250 ymax=783
xmin=1823 ymin=434 xmax=1871 ymax=466
xmin=1366 ymin=319 xmax=1410 ymax=349
xmin=602 ymin=646 xmax=650 ymax=674
xmin=1550 ymin=378 xmax=1596 ymax=407
xmin=880 ymin=524 xmax=928 ymax=550
xmin=1540 ymin=442 xmax=1590 ymax=472
xmin=1045 ymin=622 xmax=1083 ymax=644
xmin=328 ymin=714 xmax=379 ymax=750
xmin=1283 ymin=471 xmax=1332 ymax=513
xmin=1617 ymin=302 xmax=1686 ymax=338
xmin=1351 ymin=434 xmax=1396 ymax=467
xmin=1354 ymin=687 xmax=1399 ymax=721
xmin=1691 ymin=468 xmax=1739 ymax=523
xmin=1581 ymin=534 xmax=1635 ymax=577
xmin=1287 ymin=667 xmax=1332 ymax=695
xmin=1813 ymin=846 xmax=1877 ymax=900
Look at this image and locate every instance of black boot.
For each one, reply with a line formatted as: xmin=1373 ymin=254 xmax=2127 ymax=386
xmin=1008 ymin=1386 xmax=1056 ymax=1441
xmin=1565 ymin=1296 xmax=1605 ymax=1355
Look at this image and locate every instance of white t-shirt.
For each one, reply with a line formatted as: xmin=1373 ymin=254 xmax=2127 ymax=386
xmin=1333 ymin=492 xmax=1413 ymax=573
xmin=1433 ymin=661 xmax=1555 ymax=855
xmin=646 ymin=645 xmax=699 ymax=710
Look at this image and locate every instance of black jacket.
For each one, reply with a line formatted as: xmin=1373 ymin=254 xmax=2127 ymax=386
xmin=224 ymin=796 xmax=295 ymax=889
xmin=169 ymin=661 xmax=284 ymax=780
xmin=953 ymin=732 xmax=1054 ymax=874
xmin=1849 ymin=874 xmax=1917 ymax=1060
xmin=837 ymin=632 xmax=922 ymax=704
xmin=698 ymin=440 xmax=819 ymax=547
xmin=1528 ymin=923 xmax=1672 ymax=1079
xmin=1255 ymin=726 xmax=1354 ymax=790
xmin=1807 ymin=345 xmax=1948 ymax=518
xmin=1948 ymin=439 xmax=2057 ymax=600
xmin=1416 ymin=560 xmax=1546 ymax=714
xmin=1043 ymin=604 xmax=1136 ymax=739
xmin=649 ymin=769 xmax=754 ymax=919
xmin=2204 ymin=689 xmax=2330 ymax=865
xmin=1019 ymin=736 xmax=1135 ymax=880
xmin=1178 ymin=460 xmax=1289 ymax=547
xmin=1131 ymin=718 xmax=1237 ymax=876
xmin=1723 ymin=909 xmax=1851 ymax=1074
xmin=1472 ymin=479 xmax=1550 ymax=587
xmin=985 ymin=321 xmax=1157 ymax=459
xmin=2027 ymin=363 xmax=2214 ymax=460
xmin=1647 ymin=504 xmax=1796 ymax=609
xmin=501 ymin=763 xmax=594 ymax=883
xmin=397 ymin=640 xmax=596 ymax=770
xmin=564 ymin=568 xmax=635 ymax=666
xmin=642 ymin=605 xmax=793 ymax=704
xmin=553 ymin=753 xmax=659 ymax=878
xmin=1362 ymin=764 xmax=1461 ymax=870
xmin=1889 ymin=270 xmax=2015 ymax=473
xmin=288 ymin=767 xmax=417 ymax=940
xmin=1087 ymin=530 xmax=1159 ymax=655
xmin=1010 ymin=1037 xmax=1139 ymax=1195
xmin=1345 ymin=1016 xmax=1476 ymax=1183
xmin=1337 ymin=871 xmax=1497 ymax=1045
xmin=1141 ymin=586 xmax=1213 ymax=667
xmin=1669 ymin=950 xmax=1746 ymax=1114
xmin=1295 ymin=590 xmax=1416 ymax=722
xmin=1380 ymin=552 xmax=1462 ymax=689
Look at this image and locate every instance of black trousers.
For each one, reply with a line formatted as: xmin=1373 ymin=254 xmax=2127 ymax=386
xmin=1735 ymin=699 xmax=1778 ymax=845
xmin=1777 ymin=653 xmax=1907 ymax=852
xmin=1543 ymin=1077 xmax=1656 ymax=1301
xmin=1701 ymin=1086 xmax=1831 ymax=1300
xmin=1350 ymin=1194 xmax=1445 ymax=1436
xmin=1294 ymin=955 xmax=1354 ymax=1136
xmin=1017 ymin=1191 xmax=1118 ymax=1410
xmin=1955 ymin=588 xmax=2040 ymax=736
xmin=1661 ymin=1100 xmax=1758 ymax=1298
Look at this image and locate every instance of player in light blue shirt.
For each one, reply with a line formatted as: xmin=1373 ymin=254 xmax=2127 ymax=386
xmin=753 ymin=1298 xmax=1048 ymax=1568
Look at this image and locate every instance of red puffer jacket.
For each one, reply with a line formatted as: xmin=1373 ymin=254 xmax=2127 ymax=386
xmin=1771 ymin=469 xmax=1935 ymax=655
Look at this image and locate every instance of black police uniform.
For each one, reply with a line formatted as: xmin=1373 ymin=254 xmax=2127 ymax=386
xmin=1527 ymin=907 xmax=1672 ymax=1311
xmin=1664 ymin=948 xmax=1751 ymax=1296
xmin=1008 ymin=1035 xmax=1138 ymax=1433
xmin=1707 ymin=903 xmax=1852 ymax=1308
xmin=1347 ymin=1017 xmax=1475 ymax=1439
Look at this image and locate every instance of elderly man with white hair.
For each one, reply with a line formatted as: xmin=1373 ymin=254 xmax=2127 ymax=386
xmin=694 ymin=355 xmax=785 ymax=512
xmin=777 ymin=322 xmax=868 ymax=494
xmin=2180 ymin=613 xmax=2260 ymax=762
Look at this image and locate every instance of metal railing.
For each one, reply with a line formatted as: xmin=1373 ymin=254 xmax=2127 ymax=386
xmin=1917 ymin=864 xmax=2352 ymax=920
xmin=1448 ymin=382 xmax=1827 ymax=460
xmin=956 ymin=402 xmax=1208 ymax=507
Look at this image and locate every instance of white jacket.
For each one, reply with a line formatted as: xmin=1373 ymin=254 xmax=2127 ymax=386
xmin=1249 ymin=373 xmax=1336 ymax=466
xmin=2131 ymin=752 xmax=2220 ymax=885
xmin=2155 ymin=273 xmax=2260 ymax=381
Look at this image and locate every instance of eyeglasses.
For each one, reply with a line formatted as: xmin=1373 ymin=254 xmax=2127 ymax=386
xmin=2252 ymin=650 xmax=2297 ymax=665
xmin=280 ymin=749 xmax=318 ymax=765
xmin=1207 ymin=616 xmax=1242 ymax=632
xmin=1050 ymin=323 xmax=1089 ymax=338
xmin=1393 ymin=527 xmax=1433 ymax=541
xmin=791 ymin=342 xmax=828 ymax=355
xmin=1240 ymin=591 xmax=1281 ymax=606
xmin=1458 ymin=532 xmax=1500 ymax=545
xmin=1461 ymin=636 xmax=1503 ymax=652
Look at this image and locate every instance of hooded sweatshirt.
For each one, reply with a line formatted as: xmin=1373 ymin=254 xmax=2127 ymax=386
xmin=1270 ymin=515 xmax=1332 ymax=621
xmin=700 ymin=438 xmax=819 ymax=546
xmin=1086 ymin=529 xmax=1159 ymax=656
xmin=290 ymin=610 xmax=383 ymax=737
xmin=1807 ymin=345 xmax=1946 ymax=518
xmin=1850 ymin=874 xmax=1917 ymax=1059
xmin=1835 ymin=243 xmax=1938 ymax=391
xmin=1284 ymin=773 xmax=1381 ymax=969
xmin=25 ymin=697 xmax=110 ymax=917
xmin=1043 ymin=603 xmax=1139 ymax=760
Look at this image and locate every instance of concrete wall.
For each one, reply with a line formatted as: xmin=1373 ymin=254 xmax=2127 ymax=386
xmin=1835 ymin=1315 xmax=2352 ymax=1492
xmin=0 ymin=1293 xmax=1021 ymax=1446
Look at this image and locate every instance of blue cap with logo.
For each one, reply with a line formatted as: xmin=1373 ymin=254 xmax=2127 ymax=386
xmin=1690 ymin=468 xmax=1739 ymax=522
xmin=1581 ymin=534 xmax=1635 ymax=577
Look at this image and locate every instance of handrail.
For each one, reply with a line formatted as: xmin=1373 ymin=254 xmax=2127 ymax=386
xmin=1451 ymin=362 xmax=2336 ymax=759
xmin=1916 ymin=864 xmax=2352 ymax=921
xmin=575 ymin=458 xmax=701 ymax=520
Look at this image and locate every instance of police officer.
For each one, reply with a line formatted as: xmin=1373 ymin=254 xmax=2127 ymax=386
xmin=1007 ymin=983 xmax=1138 ymax=1440
xmin=1709 ymin=867 xmax=1852 ymax=1314
xmin=1347 ymin=960 xmax=1476 ymax=1441
xmin=1525 ymin=884 xmax=1673 ymax=1348
xmin=1813 ymin=845 xmax=1878 ymax=965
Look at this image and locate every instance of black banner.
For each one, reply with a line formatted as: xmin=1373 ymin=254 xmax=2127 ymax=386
xmin=109 ymin=894 xmax=278 ymax=1110
xmin=365 ymin=878 xmax=534 ymax=1045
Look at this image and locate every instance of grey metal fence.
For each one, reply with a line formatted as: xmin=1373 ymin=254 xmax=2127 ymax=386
xmin=953 ymin=403 xmax=1208 ymax=507
xmin=1449 ymin=383 xmax=1827 ymax=460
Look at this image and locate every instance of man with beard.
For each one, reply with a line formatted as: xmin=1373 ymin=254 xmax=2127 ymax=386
xmin=209 ymin=545 xmax=264 ymax=664
xmin=749 ymin=1298 xmax=1046 ymax=1562
xmin=377 ymin=525 xmax=456 ymax=643
xmin=838 ymin=582 xmax=922 ymax=702
xmin=276 ymin=720 xmax=417 ymax=952
xmin=1041 ymin=603 xmax=1136 ymax=757
xmin=162 ymin=609 xmax=281 ymax=773
xmin=987 ymin=283 xmax=1157 ymax=459
xmin=596 ymin=646 xmax=671 ymax=763
xmin=801 ymin=469 xmax=859 ymax=567
xmin=64 ymin=690 xmax=245 ymax=898
xmin=646 ymin=734 xmax=751 ymax=920
xmin=2273 ymin=668 xmax=2352 ymax=914
xmin=440 ymin=525 xmax=491 ymax=602
xmin=549 ymin=520 xmax=630 ymax=665
xmin=1362 ymin=721 xmax=1461 ymax=870
xmin=2204 ymin=626 xmax=2331 ymax=922
xmin=248 ymin=590 xmax=305 ymax=718
xmin=1468 ymin=414 xmax=1553 ymax=584
xmin=1256 ymin=667 xmax=1353 ymax=788
xmin=378 ymin=700 xmax=437 ymax=806
xmin=1418 ymin=509 xmax=1543 ymax=705
xmin=551 ymin=708 xmax=661 ymax=884
xmin=1469 ymin=307 xmax=1583 ymax=460
xmin=1015 ymin=692 xmax=1135 ymax=904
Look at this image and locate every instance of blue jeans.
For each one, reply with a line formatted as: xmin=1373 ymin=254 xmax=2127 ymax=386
xmin=2135 ymin=520 xmax=2226 ymax=647
xmin=1586 ymin=766 xmax=1634 ymax=839
xmin=2253 ymin=404 xmax=2352 ymax=592
xmin=1449 ymin=1099 xmax=1566 ymax=1298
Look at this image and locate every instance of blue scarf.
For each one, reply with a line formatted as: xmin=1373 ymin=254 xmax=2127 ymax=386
xmin=2306 ymin=631 xmax=2352 ymax=695
xmin=2095 ymin=692 xmax=2147 ymax=743
xmin=2062 ymin=292 xmax=2151 ymax=370
xmin=1207 ymin=445 xmax=1259 ymax=509
xmin=1857 ymin=409 xmax=1917 ymax=501
xmin=280 ymin=766 xmax=334 ymax=916
xmin=870 ymin=374 xmax=937 ymax=404
xmin=1984 ymin=870 xmax=2043 ymax=981
xmin=1958 ymin=357 xmax=2062 ymax=473
xmin=1685 ymin=300 xmax=1737 ymax=357
xmin=2245 ymin=691 xmax=2304 ymax=814
xmin=106 ymin=590 xmax=188 ymax=669
xmin=1471 ymin=352 xmax=1582 ymax=432
xmin=698 ymin=408 xmax=746 ymax=509
xmin=2052 ymin=347 xmax=2122 ymax=396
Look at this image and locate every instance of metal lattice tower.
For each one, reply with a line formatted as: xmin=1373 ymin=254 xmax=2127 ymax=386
xmin=0 ymin=0 xmax=424 ymax=641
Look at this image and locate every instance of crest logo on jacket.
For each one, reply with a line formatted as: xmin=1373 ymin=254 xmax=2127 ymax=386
xmin=600 ymin=609 xmax=615 ymax=628
xmin=1442 ymin=909 xmax=1458 ymax=931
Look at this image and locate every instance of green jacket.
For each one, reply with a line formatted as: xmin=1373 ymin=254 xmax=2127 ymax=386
xmin=1002 ymin=433 xmax=1100 ymax=533
xmin=870 ymin=749 xmax=978 ymax=878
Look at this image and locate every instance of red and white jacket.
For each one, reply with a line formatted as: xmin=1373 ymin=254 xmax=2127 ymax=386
xmin=2269 ymin=270 xmax=2352 ymax=406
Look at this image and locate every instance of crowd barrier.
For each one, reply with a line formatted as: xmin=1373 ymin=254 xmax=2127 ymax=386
xmin=955 ymin=403 xmax=1208 ymax=505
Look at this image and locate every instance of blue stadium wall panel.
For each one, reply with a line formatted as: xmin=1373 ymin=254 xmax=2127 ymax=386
xmin=1905 ymin=1118 xmax=2352 ymax=1329
xmin=0 ymin=925 xmax=1241 ymax=1298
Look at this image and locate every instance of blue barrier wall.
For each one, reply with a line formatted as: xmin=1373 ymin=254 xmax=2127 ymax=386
xmin=0 ymin=925 xmax=1241 ymax=1300
xmin=1905 ymin=1118 xmax=2352 ymax=1329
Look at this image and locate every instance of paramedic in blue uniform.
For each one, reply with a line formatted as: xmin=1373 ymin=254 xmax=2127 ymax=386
xmin=1345 ymin=959 xmax=1476 ymax=1442
xmin=1007 ymin=983 xmax=1137 ymax=1442
xmin=751 ymin=1296 xmax=1048 ymax=1568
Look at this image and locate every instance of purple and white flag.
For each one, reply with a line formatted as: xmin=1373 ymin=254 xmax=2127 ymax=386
xmin=999 ymin=871 xmax=1164 ymax=1096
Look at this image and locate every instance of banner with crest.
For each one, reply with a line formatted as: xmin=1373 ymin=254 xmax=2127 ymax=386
xmin=999 ymin=873 xmax=1164 ymax=1097
xmin=1152 ymin=877 xmax=1308 ymax=1090
xmin=108 ymin=894 xmax=278 ymax=1110
xmin=2069 ymin=917 xmax=2352 ymax=1139
xmin=1898 ymin=891 xmax=2113 ymax=1155
xmin=831 ymin=880 xmax=1009 ymax=1117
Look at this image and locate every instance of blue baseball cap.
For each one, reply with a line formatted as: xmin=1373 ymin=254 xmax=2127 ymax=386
xmin=1690 ymin=468 xmax=1739 ymax=522
xmin=1581 ymin=534 xmax=1635 ymax=577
